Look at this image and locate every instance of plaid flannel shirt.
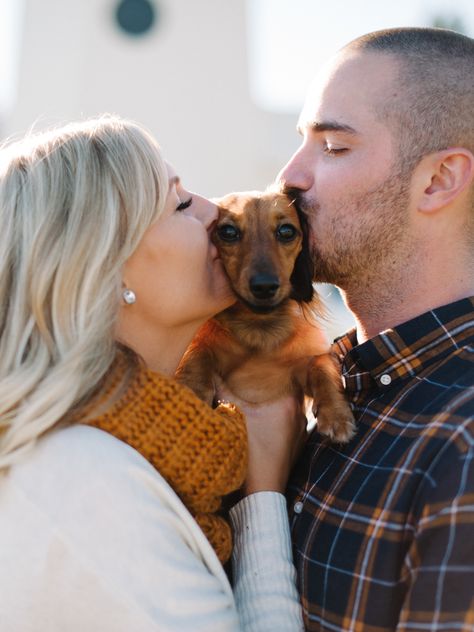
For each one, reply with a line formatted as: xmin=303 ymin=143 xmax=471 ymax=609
xmin=287 ymin=297 xmax=474 ymax=632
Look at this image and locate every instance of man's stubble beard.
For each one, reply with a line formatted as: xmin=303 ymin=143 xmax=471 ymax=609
xmin=298 ymin=167 xmax=414 ymax=292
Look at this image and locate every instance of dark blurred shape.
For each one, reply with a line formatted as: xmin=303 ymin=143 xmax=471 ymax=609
xmin=115 ymin=0 xmax=157 ymax=36
xmin=431 ymin=14 xmax=467 ymax=34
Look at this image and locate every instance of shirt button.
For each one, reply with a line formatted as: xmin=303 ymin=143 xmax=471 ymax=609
xmin=294 ymin=501 xmax=304 ymax=514
xmin=380 ymin=374 xmax=392 ymax=386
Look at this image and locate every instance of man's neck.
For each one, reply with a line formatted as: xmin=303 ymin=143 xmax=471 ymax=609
xmin=341 ymin=270 xmax=474 ymax=345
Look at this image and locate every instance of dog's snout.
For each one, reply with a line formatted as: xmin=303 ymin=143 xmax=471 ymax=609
xmin=249 ymin=274 xmax=280 ymax=299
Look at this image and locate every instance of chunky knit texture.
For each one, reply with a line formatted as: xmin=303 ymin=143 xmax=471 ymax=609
xmin=78 ymin=358 xmax=247 ymax=563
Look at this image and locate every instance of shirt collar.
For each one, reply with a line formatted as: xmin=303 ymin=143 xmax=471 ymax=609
xmin=333 ymin=297 xmax=474 ymax=395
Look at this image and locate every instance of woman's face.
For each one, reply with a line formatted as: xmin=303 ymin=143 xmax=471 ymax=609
xmin=122 ymin=163 xmax=235 ymax=330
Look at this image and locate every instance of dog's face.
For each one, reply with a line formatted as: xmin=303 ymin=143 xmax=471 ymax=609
xmin=213 ymin=190 xmax=313 ymax=313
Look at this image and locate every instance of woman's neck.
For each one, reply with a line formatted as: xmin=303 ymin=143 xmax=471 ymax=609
xmin=117 ymin=321 xmax=202 ymax=376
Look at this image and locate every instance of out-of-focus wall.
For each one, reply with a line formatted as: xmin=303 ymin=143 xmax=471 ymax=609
xmin=4 ymin=0 xmax=356 ymax=337
xmin=5 ymin=0 xmax=300 ymax=197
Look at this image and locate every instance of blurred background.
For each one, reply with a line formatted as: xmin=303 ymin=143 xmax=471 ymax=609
xmin=1 ymin=0 xmax=473 ymax=339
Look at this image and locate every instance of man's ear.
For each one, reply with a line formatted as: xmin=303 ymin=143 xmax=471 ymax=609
xmin=417 ymin=148 xmax=474 ymax=213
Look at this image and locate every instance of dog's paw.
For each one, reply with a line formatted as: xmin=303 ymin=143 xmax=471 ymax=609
xmin=313 ymin=401 xmax=356 ymax=443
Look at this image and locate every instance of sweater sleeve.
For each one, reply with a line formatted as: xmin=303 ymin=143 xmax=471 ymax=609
xmin=230 ymin=492 xmax=304 ymax=632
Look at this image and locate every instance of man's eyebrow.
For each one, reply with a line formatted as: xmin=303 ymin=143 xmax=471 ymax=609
xmin=297 ymin=120 xmax=358 ymax=136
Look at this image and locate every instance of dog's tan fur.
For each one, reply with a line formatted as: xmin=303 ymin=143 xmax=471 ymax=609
xmin=176 ymin=190 xmax=355 ymax=442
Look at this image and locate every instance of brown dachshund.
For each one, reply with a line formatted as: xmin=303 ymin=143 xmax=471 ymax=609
xmin=176 ymin=190 xmax=355 ymax=442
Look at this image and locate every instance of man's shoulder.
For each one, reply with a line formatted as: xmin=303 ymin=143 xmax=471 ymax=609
xmin=432 ymin=342 xmax=474 ymax=380
xmin=390 ymin=342 xmax=474 ymax=422
xmin=420 ymin=343 xmax=474 ymax=418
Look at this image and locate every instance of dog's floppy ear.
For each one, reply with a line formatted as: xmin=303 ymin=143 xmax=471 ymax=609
xmin=290 ymin=202 xmax=314 ymax=303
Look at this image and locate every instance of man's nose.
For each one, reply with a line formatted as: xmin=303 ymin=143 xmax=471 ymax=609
xmin=277 ymin=147 xmax=314 ymax=193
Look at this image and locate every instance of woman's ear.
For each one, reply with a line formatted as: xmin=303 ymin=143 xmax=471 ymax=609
xmin=417 ymin=148 xmax=474 ymax=214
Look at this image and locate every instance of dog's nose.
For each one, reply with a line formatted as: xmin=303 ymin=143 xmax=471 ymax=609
xmin=249 ymin=274 xmax=280 ymax=299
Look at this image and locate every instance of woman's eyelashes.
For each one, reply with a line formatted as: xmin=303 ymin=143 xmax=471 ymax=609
xmin=176 ymin=197 xmax=193 ymax=211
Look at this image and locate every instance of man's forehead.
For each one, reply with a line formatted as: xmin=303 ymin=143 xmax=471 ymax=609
xmin=298 ymin=51 xmax=397 ymax=131
xmin=297 ymin=55 xmax=356 ymax=126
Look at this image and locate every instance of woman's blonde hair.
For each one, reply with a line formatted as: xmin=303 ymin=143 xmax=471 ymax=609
xmin=0 ymin=115 xmax=169 ymax=469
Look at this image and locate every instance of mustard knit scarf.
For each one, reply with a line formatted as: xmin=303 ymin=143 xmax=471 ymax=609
xmin=79 ymin=359 xmax=247 ymax=563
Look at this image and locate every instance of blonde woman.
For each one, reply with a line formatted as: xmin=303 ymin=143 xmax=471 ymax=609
xmin=0 ymin=116 xmax=304 ymax=631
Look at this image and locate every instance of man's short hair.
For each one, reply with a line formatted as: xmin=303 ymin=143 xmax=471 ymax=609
xmin=346 ymin=28 xmax=474 ymax=172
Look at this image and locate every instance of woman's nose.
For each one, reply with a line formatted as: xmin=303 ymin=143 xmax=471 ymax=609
xmin=277 ymin=146 xmax=314 ymax=193
xmin=189 ymin=194 xmax=218 ymax=229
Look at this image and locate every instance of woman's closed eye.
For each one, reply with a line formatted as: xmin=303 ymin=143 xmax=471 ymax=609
xmin=176 ymin=197 xmax=193 ymax=211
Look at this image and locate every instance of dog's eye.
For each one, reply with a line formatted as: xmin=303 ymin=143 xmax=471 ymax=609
xmin=217 ymin=224 xmax=241 ymax=242
xmin=276 ymin=224 xmax=297 ymax=242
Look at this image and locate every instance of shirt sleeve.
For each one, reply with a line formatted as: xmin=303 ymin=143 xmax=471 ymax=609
xmin=397 ymin=438 xmax=474 ymax=631
xmin=230 ymin=492 xmax=304 ymax=632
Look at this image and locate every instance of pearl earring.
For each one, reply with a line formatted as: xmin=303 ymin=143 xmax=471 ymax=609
xmin=122 ymin=289 xmax=136 ymax=305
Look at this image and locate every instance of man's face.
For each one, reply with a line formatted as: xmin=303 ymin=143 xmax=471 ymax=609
xmin=278 ymin=51 xmax=414 ymax=288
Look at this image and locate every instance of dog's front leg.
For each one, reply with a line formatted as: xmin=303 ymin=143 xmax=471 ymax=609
xmin=306 ymin=353 xmax=355 ymax=443
xmin=175 ymin=344 xmax=217 ymax=406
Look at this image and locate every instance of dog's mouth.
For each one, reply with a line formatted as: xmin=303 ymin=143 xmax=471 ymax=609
xmin=236 ymin=293 xmax=287 ymax=314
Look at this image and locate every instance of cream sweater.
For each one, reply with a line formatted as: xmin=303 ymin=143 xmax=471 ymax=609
xmin=0 ymin=425 xmax=303 ymax=631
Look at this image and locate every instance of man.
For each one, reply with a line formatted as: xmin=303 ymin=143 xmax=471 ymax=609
xmin=279 ymin=27 xmax=474 ymax=631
